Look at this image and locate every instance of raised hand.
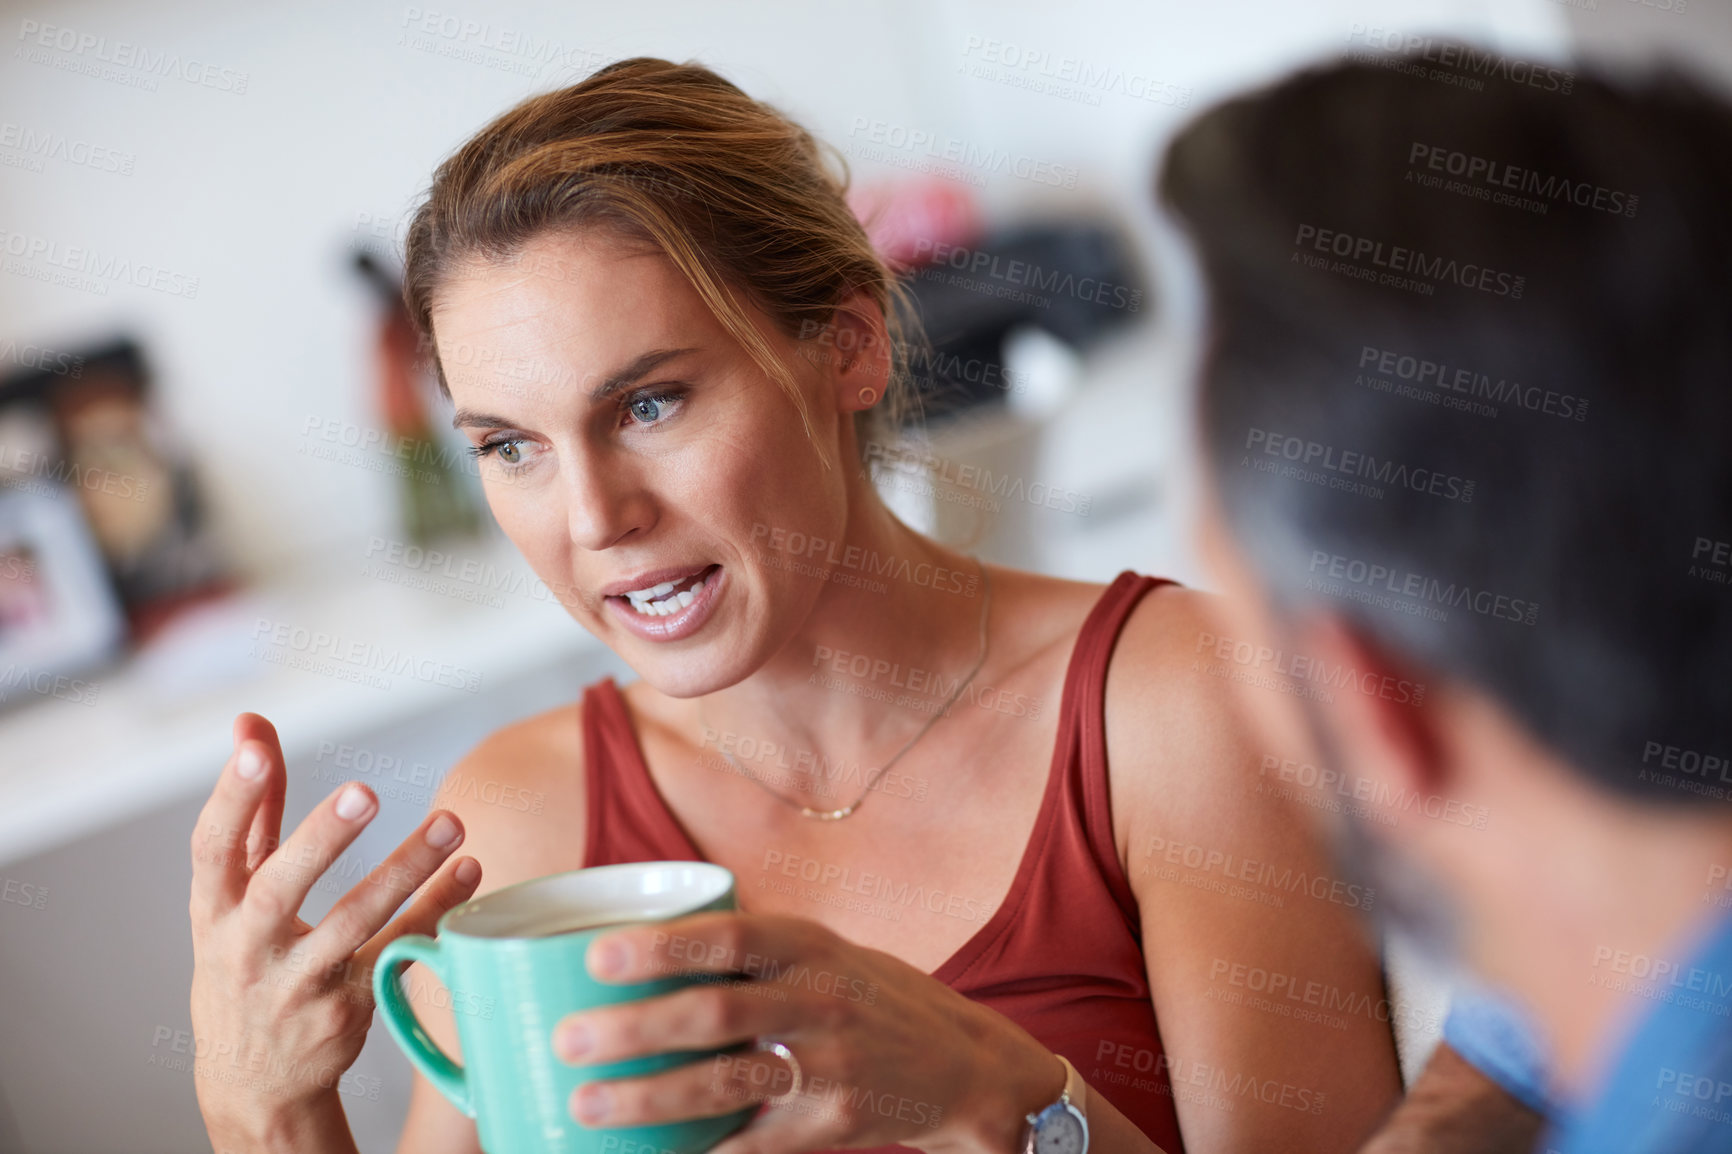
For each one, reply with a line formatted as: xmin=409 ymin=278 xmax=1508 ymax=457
xmin=188 ymin=712 xmax=483 ymax=1150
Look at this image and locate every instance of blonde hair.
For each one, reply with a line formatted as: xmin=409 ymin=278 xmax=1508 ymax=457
xmin=403 ymin=56 xmax=918 ymax=453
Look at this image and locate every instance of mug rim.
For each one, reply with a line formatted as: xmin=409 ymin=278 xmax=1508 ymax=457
xmin=435 ymin=860 xmax=734 ymax=940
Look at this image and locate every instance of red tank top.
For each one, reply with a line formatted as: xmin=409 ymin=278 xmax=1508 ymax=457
xmin=581 ymin=572 xmax=1186 ymax=1153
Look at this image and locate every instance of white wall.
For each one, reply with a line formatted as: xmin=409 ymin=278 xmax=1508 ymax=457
xmin=0 ymin=0 xmax=1568 ymax=588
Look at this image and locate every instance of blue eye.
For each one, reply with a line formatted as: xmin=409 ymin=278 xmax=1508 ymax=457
xmin=624 ymin=388 xmax=684 ymax=427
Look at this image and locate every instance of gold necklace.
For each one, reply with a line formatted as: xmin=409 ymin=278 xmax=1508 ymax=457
xmin=701 ymin=561 xmax=991 ymax=821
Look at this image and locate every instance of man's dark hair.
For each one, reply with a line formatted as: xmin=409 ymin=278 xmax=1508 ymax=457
xmin=1159 ymin=53 xmax=1732 ymax=804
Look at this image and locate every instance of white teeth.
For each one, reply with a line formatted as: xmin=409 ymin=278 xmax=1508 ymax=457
xmin=622 ymin=571 xmax=710 ymax=617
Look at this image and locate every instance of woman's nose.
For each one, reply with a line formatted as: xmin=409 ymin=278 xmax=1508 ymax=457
xmin=563 ymin=451 xmax=653 ymax=551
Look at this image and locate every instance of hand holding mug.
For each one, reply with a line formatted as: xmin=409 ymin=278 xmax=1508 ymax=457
xmin=188 ymin=712 xmax=482 ymax=1149
xmin=554 ymin=912 xmax=1065 ymax=1154
xmin=373 ymin=861 xmax=754 ymax=1154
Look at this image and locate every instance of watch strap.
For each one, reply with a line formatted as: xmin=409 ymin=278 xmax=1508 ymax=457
xmin=1057 ymin=1054 xmax=1086 ymax=1118
xmin=1023 ymin=1053 xmax=1089 ymax=1154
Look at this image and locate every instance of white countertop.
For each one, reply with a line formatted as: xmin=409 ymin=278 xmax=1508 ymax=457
xmin=0 ymin=534 xmax=602 ymax=868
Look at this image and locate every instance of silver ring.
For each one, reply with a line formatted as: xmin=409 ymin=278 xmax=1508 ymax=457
xmin=754 ymin=1037 xmax=802 ymax=1104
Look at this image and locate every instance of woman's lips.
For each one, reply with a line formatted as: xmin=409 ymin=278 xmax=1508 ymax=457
xmin=604 ymin=564 xmax=724 ymax=642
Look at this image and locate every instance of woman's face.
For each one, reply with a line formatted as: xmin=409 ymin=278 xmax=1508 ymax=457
xmin=433 ymin=228 xmax=874 ymax=697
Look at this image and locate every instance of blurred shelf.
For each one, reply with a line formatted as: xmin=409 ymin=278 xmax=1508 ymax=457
xmin=906 ymin=319 xmax=1185 ymax=582
xmin=0 ymin=535 xmax=602 ymax=868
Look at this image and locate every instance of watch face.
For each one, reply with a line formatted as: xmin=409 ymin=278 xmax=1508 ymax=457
xmin=1033 ymin=1105 xmax=1086 ymax=1154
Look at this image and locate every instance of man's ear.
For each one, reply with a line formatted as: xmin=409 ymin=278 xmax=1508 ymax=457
xmin=1295 ymin=613 xmax=1452 ymax=802
xmin=822 ymin=291 xmax=892 ymax=414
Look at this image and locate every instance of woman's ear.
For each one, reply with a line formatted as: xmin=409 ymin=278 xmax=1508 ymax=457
xmin=822 ymin=291 xmax=893 ymax=414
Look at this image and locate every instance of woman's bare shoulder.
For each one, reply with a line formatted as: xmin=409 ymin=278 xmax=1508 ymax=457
xmin=1099 ymin=582 xmax=1263 ymax=836
xmin=433 ymin=698 xmax=588 ymax=891
xmin=1109 ymin=579 xmax=1225 ymax=693
xmin=992 ymin=565 xmax=1209 ymax=678
xmin=444 ymin=698 xmax=585 ymax=790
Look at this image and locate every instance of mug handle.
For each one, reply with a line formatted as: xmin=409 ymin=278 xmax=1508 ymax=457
xmin=374 ymin=934 xmax=472 ymax=1118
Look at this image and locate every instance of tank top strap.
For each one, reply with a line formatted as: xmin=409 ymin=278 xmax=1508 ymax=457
xmin=581 ymin=678 xmax=704 ymax=867
xmin=578 ymin=570 xmax=1171 ymax=881
xmin=1059 ymin=570 xmax=1174 ymax=929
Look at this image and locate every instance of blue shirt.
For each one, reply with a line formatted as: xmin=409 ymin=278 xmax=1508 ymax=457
xmin=1443 ymin=983 xmax=1552 ymax=1114
xmin=1542 ymin=907 xmax=1732 ymax=1153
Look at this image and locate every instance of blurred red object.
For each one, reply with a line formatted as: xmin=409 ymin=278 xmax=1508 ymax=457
xmin=848 ymin=179 xmax=983 ymax=269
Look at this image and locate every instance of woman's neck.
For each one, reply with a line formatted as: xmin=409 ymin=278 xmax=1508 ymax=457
xmin=698 ymin=488 xmax=992 ymax=765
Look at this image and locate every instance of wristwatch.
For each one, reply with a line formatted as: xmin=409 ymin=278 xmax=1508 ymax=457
xmin=1022 ymin=1054 xmax=1089 ymax=1154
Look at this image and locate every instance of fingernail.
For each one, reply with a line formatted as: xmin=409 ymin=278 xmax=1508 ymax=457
xmin=573 ymin=1082 xmax=610 ymax=1124
xmin=335 ymin=785 xmax=372 ymax=821
xmin=236 ymin=745 xmax=266 ymax=780
xmin=425 ymin=814 xmax=460 ymax=849
xmin=455 ymin=858 xmax=480 ymax=886
xmin=556 ymin=1020 xmax=593 ymax=1061
xmin=590 ymin=938 xmax=628 ymax=979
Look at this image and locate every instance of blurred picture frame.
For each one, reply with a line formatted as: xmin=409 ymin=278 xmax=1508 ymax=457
xmin=0 ymin=337 xmax=230 ymax=644
xmin=0 ymin=484 xmax=126 ymax=706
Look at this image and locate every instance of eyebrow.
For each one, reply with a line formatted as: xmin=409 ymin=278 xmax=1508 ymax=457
xmin=450 ymin=346 xmax=700 ymax=429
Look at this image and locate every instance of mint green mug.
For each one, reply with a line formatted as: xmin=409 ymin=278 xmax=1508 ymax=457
xmin=374 ymin=861 xmax=754 ymax=1154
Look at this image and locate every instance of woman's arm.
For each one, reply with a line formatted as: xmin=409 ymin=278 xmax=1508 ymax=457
xmin=394 ymin=705 xmax=590 ymax=1154
xmin=1105 ymin=588 xmax=1404 ymax=1153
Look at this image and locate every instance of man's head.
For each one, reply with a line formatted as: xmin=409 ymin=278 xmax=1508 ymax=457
xmin=1157 ymin=53 xmax=1732 ymax=1035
